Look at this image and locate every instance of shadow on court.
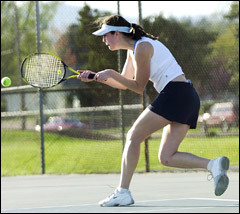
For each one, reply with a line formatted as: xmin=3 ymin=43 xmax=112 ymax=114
xmin=1 ymin=171 xmax=239 ymax=213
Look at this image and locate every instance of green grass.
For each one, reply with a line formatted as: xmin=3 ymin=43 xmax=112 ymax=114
xmin=1 ymin=130 xmax=239 ymax=176
xmin=141 ymin=136 xmax=239 ymax=171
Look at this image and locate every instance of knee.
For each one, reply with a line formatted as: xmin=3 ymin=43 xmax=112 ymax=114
xmin=126 ymin=127 xmax=143 ymax=145
xmin=158 ymin=152 xmax=171 ymax=166
xmin=126 ymin=128 xmax=134 ymax=143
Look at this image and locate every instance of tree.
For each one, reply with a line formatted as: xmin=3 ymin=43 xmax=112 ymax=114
xmin=55 ymin=4 xmax=121 ymax=106
xmin=1 ymin=1 xmax=59 ymax=86
xmin=224 ymin=1 xmax=239 ymax=95
xmin=209 ymin=1 xmax=239 ymax=96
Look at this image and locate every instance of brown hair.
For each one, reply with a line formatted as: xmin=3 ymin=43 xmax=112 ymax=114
xmin=94 ymin=15 xmax=158 ymax=40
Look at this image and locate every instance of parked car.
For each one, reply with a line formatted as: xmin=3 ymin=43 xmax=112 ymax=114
xmin=198 ymin=102 xmax=239 ymax=133
xmin=35 ymin=116 xmax=89 ymax=131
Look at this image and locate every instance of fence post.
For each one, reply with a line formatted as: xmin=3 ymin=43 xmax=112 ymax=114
xmin=14 ymin=3 xmax=26 ymax=130
xmin=35 ymin=1 xmax=45 ymax=174
xmin=117 ymin=1 xmax=126 ymax=152
xmin=138 ymin=1 xmax=150 ymax=172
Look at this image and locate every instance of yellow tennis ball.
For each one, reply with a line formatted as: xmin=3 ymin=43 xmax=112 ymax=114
xmin=1 ymin=77 xmax=11 ymax=87
xmin=58 ymin=70 xmax=62 ymax=74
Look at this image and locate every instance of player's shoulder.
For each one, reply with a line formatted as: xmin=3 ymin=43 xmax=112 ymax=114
xmin=135 ymin=40 xmax=153 ymax=58
xmin=136 ymin=36 xmax=155 ymax=50
xmin=138 ymin=41 xmax=153 ymax=49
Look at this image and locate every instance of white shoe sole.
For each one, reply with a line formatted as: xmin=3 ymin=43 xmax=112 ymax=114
xmin=101 ymin=202 xmax=134 ymax=207
xmin=214 ymin=156 xmax=230 ymax=196
xmin=100 ymin=200 xmax=134 ymax=207
xmin=215 ymin=173 xmax=229 ymax=196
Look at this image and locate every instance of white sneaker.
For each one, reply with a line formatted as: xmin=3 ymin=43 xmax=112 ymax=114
xmin=98 ymin=188 xmax=134 ymax=207
xmin=207 ymin=156 xmax=230 ymax=196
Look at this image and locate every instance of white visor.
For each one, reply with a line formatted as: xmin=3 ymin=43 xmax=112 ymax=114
xmin=92 ymin=24 xmax=130 ymax=36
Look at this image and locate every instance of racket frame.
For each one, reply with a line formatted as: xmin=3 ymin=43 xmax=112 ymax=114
xmin=21 ymin=52 xmax=94 ymax=88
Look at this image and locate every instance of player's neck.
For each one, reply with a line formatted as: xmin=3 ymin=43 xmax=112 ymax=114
xmin=118 ymin=38 xmax=135 ymax=51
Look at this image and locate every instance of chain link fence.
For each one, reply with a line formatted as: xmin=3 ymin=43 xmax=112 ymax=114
xmin=1 ymin=1 xmax=239 ymax=176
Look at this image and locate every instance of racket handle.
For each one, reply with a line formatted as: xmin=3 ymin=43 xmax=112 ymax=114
xmin=77 ymin=70 xmax=95 ymax=79
xmin=88 ymin=74 xmax=95 ymax=79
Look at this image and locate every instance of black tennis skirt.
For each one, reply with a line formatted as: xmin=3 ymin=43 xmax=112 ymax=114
xmin=148 ymin=80 xmax=200 ymax=129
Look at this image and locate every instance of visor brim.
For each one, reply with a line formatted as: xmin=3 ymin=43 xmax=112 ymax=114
xmin=92 ymin=24 xmax=130 ymax=36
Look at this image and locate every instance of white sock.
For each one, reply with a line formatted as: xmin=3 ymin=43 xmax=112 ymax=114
xmin=207 ymin=159 xmax=213 ymax=171
xmin=117 ymin=187 xmax=128 ymax=193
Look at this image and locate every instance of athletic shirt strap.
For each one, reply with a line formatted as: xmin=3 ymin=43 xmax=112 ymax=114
xmin=133 ymin=40 xmax=137 ymax=53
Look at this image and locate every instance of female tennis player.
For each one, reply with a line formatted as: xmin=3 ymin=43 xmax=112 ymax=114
xmin=77 ymin=15 xmax=230 ymax=207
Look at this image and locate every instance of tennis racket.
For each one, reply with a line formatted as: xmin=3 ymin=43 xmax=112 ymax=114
xmin=21 ymin=52 xmax=95 ymax=88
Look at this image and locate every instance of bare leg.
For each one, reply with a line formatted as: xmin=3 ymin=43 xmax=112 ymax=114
xmin=159 ymin=123 xmax=210 ymax=169
xmin=158 ymin=125 xmax=229 ymax=197
xmin=119 ymin=108 xmax=170 ymax=189
xmin=119 ymin=109 xmax=210 ymax=189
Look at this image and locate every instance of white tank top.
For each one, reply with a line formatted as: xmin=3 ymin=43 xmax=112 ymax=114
xmin=129 ymin=37 xmax=184 ymax=93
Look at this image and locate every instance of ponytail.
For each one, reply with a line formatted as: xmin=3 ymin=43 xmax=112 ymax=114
xmin=128 ymin=23 xmax=159 ymax=40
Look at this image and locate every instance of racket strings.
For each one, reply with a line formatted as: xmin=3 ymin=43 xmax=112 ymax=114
xmin=23 ymin=54 xmax=65 ymax=87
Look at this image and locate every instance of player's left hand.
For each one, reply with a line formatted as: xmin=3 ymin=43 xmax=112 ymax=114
xmin=77 ymin=70 xmax=96 ymax=82
xmin=94 ymin=69 xmax=112 ymax=82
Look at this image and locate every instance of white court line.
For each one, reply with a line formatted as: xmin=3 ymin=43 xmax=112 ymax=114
xmin=137 ymin=198 xmax=239 ymax=203
xmin=2 ymin=198 xmax=238 ymax=213
xmin=1 ymin=204 xmax=96 ymax=212
xmin=124 ymin=206 xmax=237 ymax=213
xmin=128 ymin=198 xmax=239 ymax=213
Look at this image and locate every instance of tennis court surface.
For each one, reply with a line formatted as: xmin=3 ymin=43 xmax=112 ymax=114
xmin=1 ymin=171 xmax=239 ymax=213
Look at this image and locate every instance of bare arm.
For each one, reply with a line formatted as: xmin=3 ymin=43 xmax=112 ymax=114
xmin=77 ymin=50 xmax=134 ymax=90
xmin=78 ymin=42 xmax=153 ymax=95
xmin=100 ymin=50 xmax=135 ymax=90
xmin=99 ymin=42 xmax=153 ymax=94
